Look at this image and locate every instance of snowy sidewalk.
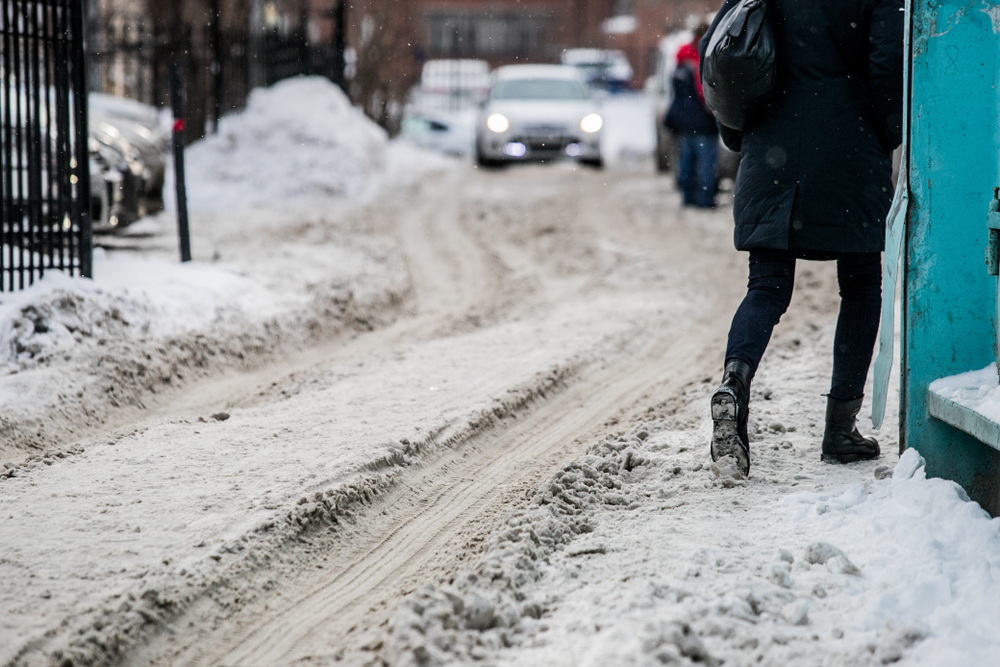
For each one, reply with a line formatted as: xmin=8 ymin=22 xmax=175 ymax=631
xmin=383 ymin=270 xmax=1000 ymax=667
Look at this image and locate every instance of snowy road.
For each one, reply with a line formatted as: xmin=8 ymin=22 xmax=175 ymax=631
xmin=2 ymin=163 xmax=741 ymax=665
xmin=123 ymin=166 xmax=748 ymax=667
xmin=3 ymin=157 xmax=998 ymax=667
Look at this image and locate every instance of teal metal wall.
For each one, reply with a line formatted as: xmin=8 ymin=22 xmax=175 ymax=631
xmin=903 ymin=0 xmax=1000 ymax=514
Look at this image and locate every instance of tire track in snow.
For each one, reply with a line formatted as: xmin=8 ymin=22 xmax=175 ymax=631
xmin=130 ymin=320 xmax=724 ymax=667
xmin=126 ymin=169 xmax=744 ymax=667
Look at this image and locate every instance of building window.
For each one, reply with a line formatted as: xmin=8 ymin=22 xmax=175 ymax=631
xmin=612 ymin=0 xmax=636 ymax=16
xmin=426 ymin=11 xmax=551 ymax=58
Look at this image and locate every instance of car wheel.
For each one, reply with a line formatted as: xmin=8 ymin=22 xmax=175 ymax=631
xmin=580 ymin=157 xmax=603 ymax=169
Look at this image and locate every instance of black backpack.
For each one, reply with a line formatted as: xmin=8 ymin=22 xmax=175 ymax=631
xmin=700 ymin=0 xmax=777 ymax=131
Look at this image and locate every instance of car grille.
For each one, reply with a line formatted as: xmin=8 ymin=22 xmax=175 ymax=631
xmin=523 ymin=123 xmax=569 ymax=135
xmin=512 ymin=135 xmax=576 ymax=153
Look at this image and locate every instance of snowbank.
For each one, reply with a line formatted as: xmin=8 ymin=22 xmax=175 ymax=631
xmin=178 ymin=77 xmax=389 ymax=211
xmin=0 ymin=253 xmax=282 ymax=373
xmin=781 ymin=448 xmax=1000 ymax=665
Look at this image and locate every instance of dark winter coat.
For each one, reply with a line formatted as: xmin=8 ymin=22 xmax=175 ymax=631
xmin=665 ymin=63 xmax=718 ymax=136
xmin=700 ymin=0 xmax=904 ymax=255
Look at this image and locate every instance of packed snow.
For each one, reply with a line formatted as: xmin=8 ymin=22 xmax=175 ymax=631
xmin=385 ymin=338 xmax=1000 ymax=667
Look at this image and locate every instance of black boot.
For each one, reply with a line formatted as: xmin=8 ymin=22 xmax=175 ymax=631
xmin=821 ymin=396 xmax=880 ymax=463
xmin=711 ymin=359 xmax=753 ymax=476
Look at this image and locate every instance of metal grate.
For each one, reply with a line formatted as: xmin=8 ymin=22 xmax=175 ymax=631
xmin=1 ymin=0 xmax=91 ymax=291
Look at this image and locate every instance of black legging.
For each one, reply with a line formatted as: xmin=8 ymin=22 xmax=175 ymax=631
xmin=725 ymin=248 xmax=882 ymax=401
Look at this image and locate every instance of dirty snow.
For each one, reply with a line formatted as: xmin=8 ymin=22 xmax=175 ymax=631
xmin=383 ymin=325 xmax=1000 ymax=667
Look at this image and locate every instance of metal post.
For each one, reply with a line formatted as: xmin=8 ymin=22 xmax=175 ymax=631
xmin=169 ymin=61 xmax=192 ymax=263
xmin=71 ymin=0 xmax=93 ymax=279
xmin=210 ymin=0 xmax=222 ymax=132
xmin=332 ymin=0 xmax=346 ymax=91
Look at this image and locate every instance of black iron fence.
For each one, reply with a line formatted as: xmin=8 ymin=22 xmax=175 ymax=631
xmin=0 ymin=0 xmax=92 ymax=291
xmin=88 ymin=11 xmax=343 ymax=145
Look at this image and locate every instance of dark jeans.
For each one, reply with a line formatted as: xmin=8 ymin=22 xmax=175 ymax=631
xmin=677 ymin=134 xmax=718 ymax=208
xmin=725 ymin=248 xmax=882 ymax=401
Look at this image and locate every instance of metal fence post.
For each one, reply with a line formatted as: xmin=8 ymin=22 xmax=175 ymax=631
xmin=169 ymin=61 xmax=191 ymax=263
xmin=332 ymin=0 xmax=346 ymax=91
xmin=71 ymin=0 xmax=93 ymax=278
xmin=0 ymin=0 xmax=92 ymax=290
xmin=210 ymin=0 xmax=222 ymax=133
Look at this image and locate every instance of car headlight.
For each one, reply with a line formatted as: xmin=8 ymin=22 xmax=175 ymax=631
xmin=486 ymin=113 xmax=510 ymax=133
xmin=580 ymin=113 xmax=603 ymax=133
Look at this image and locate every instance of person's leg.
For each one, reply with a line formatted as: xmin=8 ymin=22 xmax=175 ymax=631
xmin=694 ymin=136 xmax=719 ymax=208
xmin=713 ymin=248 xmax=796 ymax=476
xmin=822 ymin=252 xmax=882 ymax=462
xmin=676 ymin=136 xmax=697 ymax=205
xmin=725 ymin=248 xmax=797 ymax=372
xmin=830 ymin=252 xmax=882 ymax=400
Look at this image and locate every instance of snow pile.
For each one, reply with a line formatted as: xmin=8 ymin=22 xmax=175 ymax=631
xmin=0 ymin=254 xmax=279 ymax=373
xmin=179 ymin=76 xmax=388 ymax=211
xmin=928 ymin=364 xmax=1000 ymax=424
xmin=0 ymin=269 xmax=150 ymax=371
xmin=782 ymin=448 xmax=1000 ymax=665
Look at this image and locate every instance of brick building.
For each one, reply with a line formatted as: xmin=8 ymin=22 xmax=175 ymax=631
xmin=407 ymin=0 xmax=611 ymax=65
xmin=604 ymin=0 xmax=719 ymax=84
xmin=402 ymin=0 xmax=720 ymax=86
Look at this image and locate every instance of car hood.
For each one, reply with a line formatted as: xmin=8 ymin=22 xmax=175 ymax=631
xmin=483 ymin=100 xmax=600 ymax=129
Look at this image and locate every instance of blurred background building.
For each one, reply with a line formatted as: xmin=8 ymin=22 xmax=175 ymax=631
xmin=85 ymin=0 xmax=718 ymax=137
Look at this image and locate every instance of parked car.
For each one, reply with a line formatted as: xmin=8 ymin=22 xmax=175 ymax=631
xmin=402 ymin=59 xmax=488 ymax=157
xmin=646 ymin=31 xmax=740 ymax=184
xmin=475 ymin=65 xmax=603 ymax=169
xmin=400 ymin=110 xmax=476 ymax=157
xmin=0 ymin=89 xmax=165 ymax=237
xmin=88 ymin=93 xmax=167 ymax=233
xmin=561 ymin=48 xmax=633 ymax=93
xmin=417 ymin=59 xmax=490 ymax=110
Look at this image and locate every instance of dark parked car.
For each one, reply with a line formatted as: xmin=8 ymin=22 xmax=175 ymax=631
xmin=88 ymin=94 xmax=167 ymax=233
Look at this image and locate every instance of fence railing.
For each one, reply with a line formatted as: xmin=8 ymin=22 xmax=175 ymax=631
xmin=1 ymin=0 xmax=92 ymax=290
xmin=87 ymin=12 xmax=341 ymax=145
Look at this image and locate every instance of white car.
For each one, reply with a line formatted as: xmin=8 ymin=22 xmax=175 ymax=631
xmin=475 ymin=65 xmax=603 ymax=168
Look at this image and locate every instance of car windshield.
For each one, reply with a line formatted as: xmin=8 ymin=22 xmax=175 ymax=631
xmin=491 ymin=78 xmax=589 ymax=101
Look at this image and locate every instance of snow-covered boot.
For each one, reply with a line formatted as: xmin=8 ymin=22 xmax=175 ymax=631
xmin=820 ymin=396 xmax=880 ymax=463
xmin=710 ymin=359 xmax=752 ymax=477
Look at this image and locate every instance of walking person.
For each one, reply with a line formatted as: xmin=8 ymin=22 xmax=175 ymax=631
xmin=704 ymin=0 xmax=904 ymax=476
xmin=664 ymin=24 xmax=718 ymax=208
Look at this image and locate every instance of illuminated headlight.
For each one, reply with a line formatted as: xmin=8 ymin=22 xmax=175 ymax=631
xmin=486 ymin=113 xmax=510 ymax=133
xmin=580 ymin=113 xmax=603 ymax=133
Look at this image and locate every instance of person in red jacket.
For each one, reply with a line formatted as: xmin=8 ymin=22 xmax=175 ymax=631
xmin=664 ymin=25 xmax=718 ymax=208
